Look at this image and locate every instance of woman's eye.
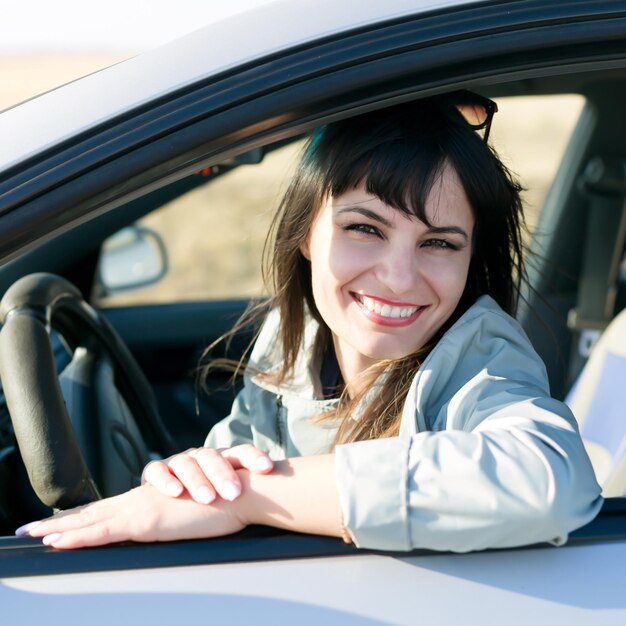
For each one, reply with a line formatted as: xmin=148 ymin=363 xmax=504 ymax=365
xmin=422 ymin=238 xmax=459 ymax=251
xmin=344 ymin=223 xmax=383 ymax=238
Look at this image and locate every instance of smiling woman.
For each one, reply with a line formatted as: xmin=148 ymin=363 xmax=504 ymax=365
xmin=303 ymin=176 xmax=474 ymax=377
xmin=18 ymin=93 xmax=602 ymax=553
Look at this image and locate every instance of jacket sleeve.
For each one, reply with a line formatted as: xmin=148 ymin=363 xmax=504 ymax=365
xmin=334 ymin=305 xmax=603 ymax=552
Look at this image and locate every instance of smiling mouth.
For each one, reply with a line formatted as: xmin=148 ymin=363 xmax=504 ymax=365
xmin=351 ymin=293 xmax=427 ymax=326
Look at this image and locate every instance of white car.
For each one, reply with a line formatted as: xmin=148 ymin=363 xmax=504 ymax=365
xmin=1 ymin=1 xmax=626 ymax=623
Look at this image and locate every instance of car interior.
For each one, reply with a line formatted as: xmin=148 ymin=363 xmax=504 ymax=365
xmin=0 ymin=66 xmax=626 ymax=538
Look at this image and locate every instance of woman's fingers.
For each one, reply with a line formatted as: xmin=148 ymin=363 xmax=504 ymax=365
xmin=142 ymin=459 xmax=184 ymax=497
xmin=142 ymin=445 xmax=273 ymax=505
xmin=17 ymin=495 xmax=124 ymax=539
xmin=221 ymin=444 xmax=274 ymax=473
xmin=189 ymin=447 xmax=241 ymax=501
xmin=189 ymin=446 xmax=274 ymax=502
xmin=41 ymin=521 xmax=121 ymax=549
xmin=166 ymin=451 xmax=220 ymax=504
xmin=145 ymin=448 xmax=242 ymax=504
xmin=19 ymin=485 xmax=247 ymax=549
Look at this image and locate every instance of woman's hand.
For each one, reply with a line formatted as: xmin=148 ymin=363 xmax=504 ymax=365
xmin=17 ymin=484 xmax=246 ymax=549
xmin=142 ymin=444 xmax=273 ymax=504
xmin=16 ymin=455 xmax=343 ymax=549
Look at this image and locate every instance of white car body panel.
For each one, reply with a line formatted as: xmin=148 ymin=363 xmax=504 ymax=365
xmin=0 ymin=0 xmax=480 ymax=174
xmin=4 ymin=541 xmax=626 ymax=624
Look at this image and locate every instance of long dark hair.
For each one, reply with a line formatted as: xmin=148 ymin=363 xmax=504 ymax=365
xmin=208 ymin=96 xmax=526 ymax=442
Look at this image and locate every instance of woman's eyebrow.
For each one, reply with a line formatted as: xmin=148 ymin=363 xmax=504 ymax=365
xmin=336 ymin=206 xmax=392 ymax=226
xmin=426 ymin=225 xmax=470 ymax=242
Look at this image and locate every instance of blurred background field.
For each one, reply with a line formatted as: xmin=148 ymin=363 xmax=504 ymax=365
xmin=0 ymin=54 xmax=127 ymax=109
xmin=0 ymin=54 xmax=584 ymax=304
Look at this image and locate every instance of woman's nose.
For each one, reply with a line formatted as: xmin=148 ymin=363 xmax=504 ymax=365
xmin=375 ymin=245 xmax=419 ymax=295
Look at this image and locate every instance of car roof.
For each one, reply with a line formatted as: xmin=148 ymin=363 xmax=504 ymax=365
xmin=0 ymin=0 xmax=482 ymax=174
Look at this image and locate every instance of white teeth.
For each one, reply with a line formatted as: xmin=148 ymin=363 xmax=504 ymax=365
xmin=358 ymin=295 xmax=419 ymax=319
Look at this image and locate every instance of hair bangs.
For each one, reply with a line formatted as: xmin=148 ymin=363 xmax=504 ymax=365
xmin=312 ymin=115 xmax=450 ymax=225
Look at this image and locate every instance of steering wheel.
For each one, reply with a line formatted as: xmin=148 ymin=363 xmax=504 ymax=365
xmin=0 ymin=273 xmax=177 ymax=510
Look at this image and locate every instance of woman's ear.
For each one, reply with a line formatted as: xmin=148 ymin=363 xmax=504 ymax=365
xmin=299 ymin=236 xmax=311 ymax=261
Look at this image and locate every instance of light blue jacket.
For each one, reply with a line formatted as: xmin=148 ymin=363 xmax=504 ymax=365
xmin=206 ymin=296 xmax=603 ymax=552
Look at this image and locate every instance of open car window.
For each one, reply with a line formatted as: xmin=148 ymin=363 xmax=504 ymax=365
xmin=95 ymin=95 xmax=585 ymax=308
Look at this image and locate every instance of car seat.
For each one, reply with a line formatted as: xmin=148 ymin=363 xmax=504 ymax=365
xmin=566 ymin=307 xmax=626 ymax=496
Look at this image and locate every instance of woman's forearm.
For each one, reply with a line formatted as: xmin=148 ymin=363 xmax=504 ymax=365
xmin=233 ymin=454 xmax=343 ymax=539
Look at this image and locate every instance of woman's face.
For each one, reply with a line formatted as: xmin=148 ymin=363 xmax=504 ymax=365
xmin=301 ymin=164 xmax=475 ymax=383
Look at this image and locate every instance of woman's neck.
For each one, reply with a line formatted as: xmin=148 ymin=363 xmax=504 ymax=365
xmin=332 ymin=336 xmax=379 ymax=399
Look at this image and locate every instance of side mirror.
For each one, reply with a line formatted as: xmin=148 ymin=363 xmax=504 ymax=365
xmin=97 ymin=226 xmax=168 ymax=294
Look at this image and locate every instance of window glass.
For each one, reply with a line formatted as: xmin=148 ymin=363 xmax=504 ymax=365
xmin=97 ymin=95 xmax=585 ymax=307
xmin=98 ymin=142 xmax=303 ymax=306
xmin=488 ymin=94 xmax=585 ymax=232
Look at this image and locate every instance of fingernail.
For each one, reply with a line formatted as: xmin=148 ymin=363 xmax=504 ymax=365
xmin=15 ymin=520 xmax=41 ymax=536
xmin=221 ymin=480 xmax=241 ymax=501
xmin=197 ymin=485 xmax=215 ymax=504
xmin=42 ymin=533 xmax=63 ymax=545
xmin=256 ymin=457 xmax=273 ymax=471
xmin=166 ymin=481 xmax=183 ymax=497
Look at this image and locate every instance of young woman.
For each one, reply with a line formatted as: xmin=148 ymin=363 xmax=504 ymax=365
xmin=18 ymin=94 xmax=602 ymax=552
